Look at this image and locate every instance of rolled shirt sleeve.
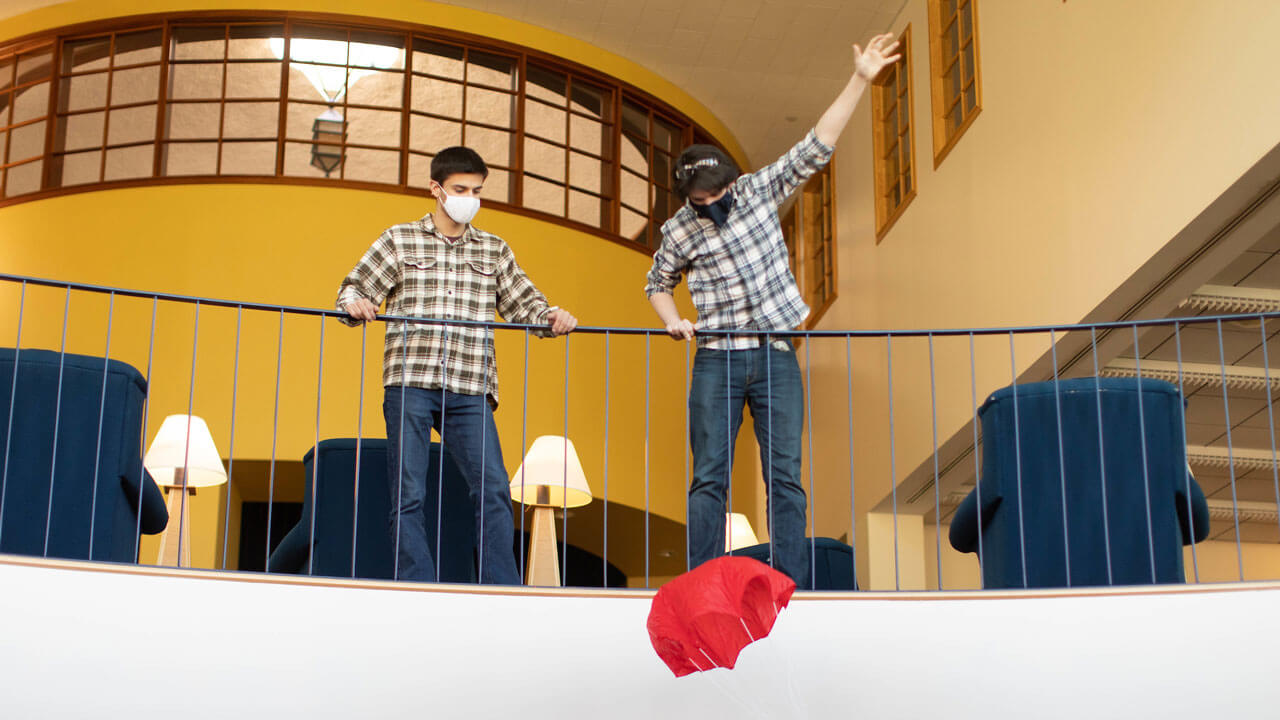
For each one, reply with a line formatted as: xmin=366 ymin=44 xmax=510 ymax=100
xmin=336 ymin=231 xmax=400 ymax=326
xmin=746 ymin=128 xmax=835 ymax=208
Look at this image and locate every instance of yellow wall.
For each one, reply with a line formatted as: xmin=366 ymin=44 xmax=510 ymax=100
xmin=799 ymin=0 xmax=1280 ymax=587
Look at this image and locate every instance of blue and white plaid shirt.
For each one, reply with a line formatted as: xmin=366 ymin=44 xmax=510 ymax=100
xmin=644 ymin=129 xmax=834 ymax=350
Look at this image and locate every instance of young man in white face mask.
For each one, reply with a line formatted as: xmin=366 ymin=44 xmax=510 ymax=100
xmin=645 ymin=34 xmax=901 ymax=588
xmin=337 ymin=146 xmax=577 ymax=585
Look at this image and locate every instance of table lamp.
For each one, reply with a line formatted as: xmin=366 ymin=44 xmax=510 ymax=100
xmin=725 ymin=512 xmax=760 ymax=552
xmin=143 ymin=414 xmax=227 ymax=567
xmin=510 ymin=435 xmax=592 ymax=586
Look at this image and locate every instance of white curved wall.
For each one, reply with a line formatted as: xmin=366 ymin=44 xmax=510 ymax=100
xmin=1 ymin=557 xmax=1278 ymax=719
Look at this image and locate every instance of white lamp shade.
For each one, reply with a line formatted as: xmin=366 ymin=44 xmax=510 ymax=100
xmin=510 ymin=435 xmax=592 ymax=508
xmin=725 ymin=512 xmax=760 ymax=552
xmin=143 ymin=415 xmax=227 ymax=488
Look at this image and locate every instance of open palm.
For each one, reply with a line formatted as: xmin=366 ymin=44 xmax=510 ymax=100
xmin=853 ymin=33 xmax=902 ymax=81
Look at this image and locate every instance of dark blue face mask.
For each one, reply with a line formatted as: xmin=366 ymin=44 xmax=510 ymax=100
xmin=693 ymin=188 xmax=735 ymax=228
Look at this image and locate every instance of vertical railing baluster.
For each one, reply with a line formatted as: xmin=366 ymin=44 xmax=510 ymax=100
xmin=87 ymin=291 xmax=116 ymax=560
xmin=518 ymin=329 xmax=530 ymax=581
xmin=560 ymin=334 xmax=570 ymax=585
xmin=1172 ymin=321 xmax=1198 ymax=581
xmin=765 ymin=332 xmax=775 ymax=572
xmin=1049 ymin=328 xmax=1070 ymax=586
xmin=435 ymin=325 xmax=449 ymax=583
xmin=603 ymin=332 xmax=612 ymax=587
xmin=393 ymin=322 xmax=408 ymax=581
xmin=969 ymin=333 xmax=985 ymax=588
xmin=1008 ymin=331 xmax=1027 ymax=588
xmin=0 ymin=280 xmax=27 ymax=548
xmin=178 ymin=300 xmax=201 ymax=567
xmin=1214 ymin=318 xmax=1244 ymax=580
xmin=265 ymin=309 xmax=284 ymax=571
xmin=928 ymin=333 xmax=941 ymax=590
xmin=644 ymin=332 xmax=651 ymax=588
xmin=220 ymin=306 xmax=242 ymax=570
xmin=681 ymin=338 xmax=689 ymax=576
xmin=43 ymin=288 xmax=71 ymax=557
xmin=306 ymin=317 xmax=325 ymax=575
xmin=1089 ymin=327 xmax=1114 ymax=585
xmin=477 ymin=325 xmax=492 ymax=585
xmin=804 ymin=335 xmax=817 ymax=589
xmin=351 ymin=322 xmax=367 ymax=579
xmin=1132 ymin=324 xmax=1157 ymax=583
xmin=133 ymin=298 xmax=158 ymax=563
xmin=845 ymin=334 xmax=857 ymax=590
xmin=886 ymin=335 xmax=899 ymax=591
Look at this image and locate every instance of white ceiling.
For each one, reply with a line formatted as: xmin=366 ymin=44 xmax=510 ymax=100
xmin=0 ymin=0 xmax=907 ymax=167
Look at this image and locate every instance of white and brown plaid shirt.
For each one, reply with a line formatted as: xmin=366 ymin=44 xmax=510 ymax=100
xmin=337 ymin=213 xmax=554 ymax=407
xmin=644 ymin=129 xmax=834 ymax=350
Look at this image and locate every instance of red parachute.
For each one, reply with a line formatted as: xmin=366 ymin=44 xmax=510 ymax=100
xmin=647 ymin=555 xmax=797 ymax=677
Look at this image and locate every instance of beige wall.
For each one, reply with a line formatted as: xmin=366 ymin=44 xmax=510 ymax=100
xmin=799 ymin=0 xmax=1280 ymax=587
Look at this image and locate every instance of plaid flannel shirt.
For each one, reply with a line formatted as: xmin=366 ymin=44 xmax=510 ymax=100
xmin=644 ymin=129 xmax=834 ymax=350
xmin=337 ymin=213 xmax=554 ymax=407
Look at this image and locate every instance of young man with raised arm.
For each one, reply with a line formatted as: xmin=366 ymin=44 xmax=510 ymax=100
xmin=644 ymin=35 xmax=901 ymax=587
xmin=338 ymin=146 xmax=577 ymax=584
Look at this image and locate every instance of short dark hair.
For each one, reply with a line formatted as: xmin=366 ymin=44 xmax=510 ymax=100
xmin=673 ymin=145 xmax=740 ymax=200
xmin=430 ymin=146 xmax=489 ymax=184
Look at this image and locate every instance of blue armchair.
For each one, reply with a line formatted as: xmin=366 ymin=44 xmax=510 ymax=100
xmin=0 ymin=347 xmax=168 ymax=563
xmin=949 ymin=377 xmax=1210 ymax=588
xmin=268 ymin=438 xmax=477 ymax=582
xmin=731 ymin=537 xmax=858 ymax=590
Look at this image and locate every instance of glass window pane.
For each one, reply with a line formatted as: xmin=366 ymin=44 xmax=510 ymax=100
xmin=406 ymin=152 xmax=431 ymax=188
xmin=621 ymin=101 xmax=647 ymax=139
xmin=349 ymin=31 xmax=405 ymax=71
xmin=63 ymin=72 xmax=107 ymax=112
xmin=0 ymin=57 xmax=14 ymax=92
xmin=467 ymin=51 xmax=516 ymax=91
xmin=411 ymin=76 xmax=461 ymax=117
xmin=526 ymin=65 xmax=566 ymax=105
xmin=569 ymin=114 xmax=605 ymax=156
xmin=620 ymin=135 xmax=647 ymax=175
xmin=620 ymin=206 xmax=646 ymax=242
xmin=963 ymin=45 xmax=976 ymax=84
xmin=222 ymin=101 xmax=278 ymax=139
xmin=104 ymin=143 xmax=154 ymax=180
xmin=343 ymin=146 xmax=399 ymax=183
xmin=17 ymin=50 xmax=52 ymax=80
xmin=885 ymin=105 xmax=897 ymax=137
xmin=228 ymin=25 xmax=282 ymax=60
xmin=524 ymin=98 xmax=565 ymax=143
xmin=652 ymin=117 xmax=680 ymax=154
xmin=409 ymin=114 xmax=461 ymax=152
xmin=569 ymin=151 xmax=603 ymax=193
xmin=220 ymin=140 xmax=276 ymax=175
xmin=56 ymin=110 xmax=100 ymax=151
xmin=0 ymin=130 xmax=5 ymax=162
xmin=172 ymin=27 xmax=225 ymax=61
xmin=8 ymin=120 xmax=46 ymax=161
xmin=346 ymin=107 xmax=400 ymax=147
xmin=465 ymin=86 xmax=515 ymax=128
xmin=961 ymin=2 xmax=974 ymax=40
xmin=483 ymin=167 xmax=511 ymax=204
xmin=107 ymin=105 xmax=156 ymax=145
xmin=944 ymin=17 xmax=960 ymax=60
xmin=466 ymin=126 xmax=512 ymax=167
xmin=13 ymin=81 xmax=49 ymax=124
xmin=110 ymin=65 xmax=160 ymax=106
xmin=114 ymin=29 xmax=162 ymax=66
xmin=523 ymin=137 xmax=565 ymax=183
xmin=963 ymin=82 xmax=977 ymax=113
xmin=226 ymin=61 xmax=281 ymax=98
xmin=164 ymin=141 xmax=217 ymax=175
xmin=942 ymin=0 xmax=957 ymax=20
xmin=523 ymin=175 xmax=565 ymax=217
xmin=62 ymin=37 xmax=111 ymax=74
xmin=287 ymin=63 xmax=346 ymax=104
xmin=56 ymin=149 xmax=100 ymax=185
xmin=168 ymin=102 xmax=221 ymax=139
xmin=570 ymin=81 xmax=610 ymax=121
xmin=169 ymin=63 xmax=224 ymax=99
xmin=412 ymin=40 xmax=464 ymax=80
xmin=945 ymin=65 xmax=961 ymax=104
xmin=347 ymin=68 xmax=403 ymax=108
xmin=652 ymin=151 xmax=672 ymax=187
xmin=568 ymin=189 xmax=603 ymax=227
xmin=948 ymin=99 xmax=963 ymax=135
xmin=651 ymin=187 xmax=677 ymax=224
xmin=620 ymin=169 xmax=647 ymax=212
xmin=4 ymin=159 xmax=43 ymax=196
xmin=282 ymin=139 xmax=330 ymax=178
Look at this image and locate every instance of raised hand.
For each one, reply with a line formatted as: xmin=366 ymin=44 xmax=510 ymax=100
xmin=853 ymin=33 xmax=902 ymax=81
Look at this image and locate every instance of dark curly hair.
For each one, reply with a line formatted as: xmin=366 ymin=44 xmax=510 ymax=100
xmin=672 ymin=145 xmax=740 ymax=201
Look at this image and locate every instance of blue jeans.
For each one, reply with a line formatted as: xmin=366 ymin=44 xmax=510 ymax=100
xmin=383 ymin=387 xmax=519 ymax=585
xmin=688 ymin=342 xmax=809 ymax=588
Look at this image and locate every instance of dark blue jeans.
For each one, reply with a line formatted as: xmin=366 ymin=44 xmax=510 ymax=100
xmin=383 ymin=386 xmax=519 ymax=585
xmin=688 ymin=342 xmax=809 ymax=588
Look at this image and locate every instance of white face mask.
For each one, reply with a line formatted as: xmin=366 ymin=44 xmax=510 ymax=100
xmin=436 ymin=186 xmax=481 ymax=225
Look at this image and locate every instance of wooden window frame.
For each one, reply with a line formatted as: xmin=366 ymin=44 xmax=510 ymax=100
xmin=927 ymin=0 xmax=981 ymax=168
xmin=871 ymin=24 xmax=917 ymax=242
xmin=0 ymin=11 xmax=731 ymax=256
